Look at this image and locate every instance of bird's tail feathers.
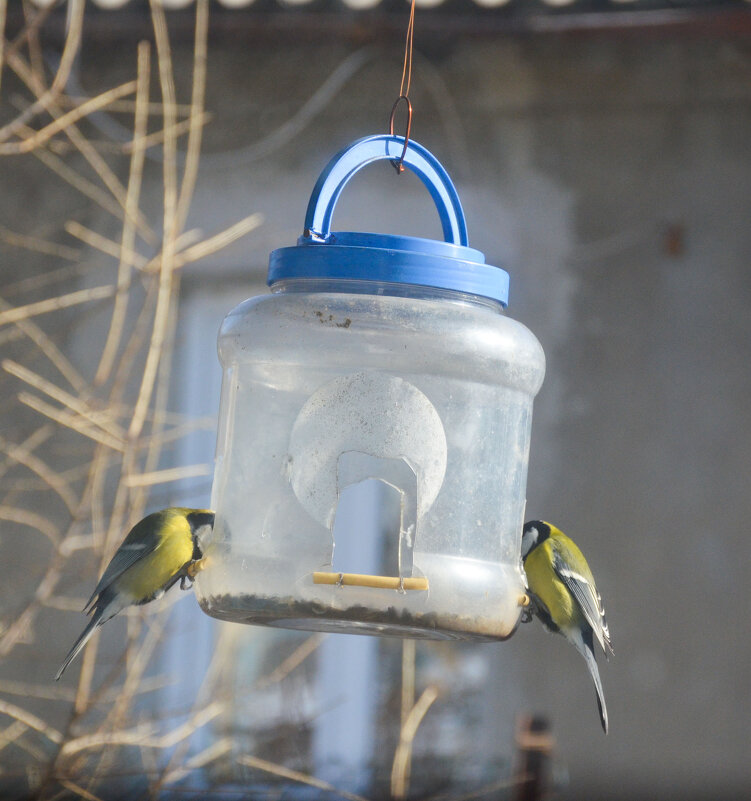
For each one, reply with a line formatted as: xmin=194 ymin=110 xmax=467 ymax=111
xmin=55 ymin=615 xmax=101 ymax=681
xmin=574 ymin=628 xmax=609 ymax=734
xmin=601 ymin=613 xmax=615 ymax=660
xmin=82 ymin=585 xmax=103 ymax=615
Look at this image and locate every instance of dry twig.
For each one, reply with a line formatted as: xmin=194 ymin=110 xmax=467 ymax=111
xmin=0 ymin=285 xmax=115 ymax=327
xmin=0 ymin=4 xmax=326 ymax=798
xmin=0 ymin=80 xmax=137 ymax=155
xmin=391 ymin=686 xmax=441 ymax=801
xmin=95 ymin=41 xmax=151 ymax=386
xmin=239 ymin=755 xmax=372 ymax=801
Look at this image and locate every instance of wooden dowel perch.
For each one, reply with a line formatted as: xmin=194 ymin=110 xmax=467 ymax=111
xmin=313 ymin=572 xmax=428 ymax=591
xmin=187 ymin=557 xmax=208 ymax=578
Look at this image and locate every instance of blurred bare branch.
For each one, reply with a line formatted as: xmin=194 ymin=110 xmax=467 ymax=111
xmin=0 ymin=79 xmax=137 ymax=155
xmin=0 ymin=434 xmax=78 ymax=513
xmin=0 ymin=504 xmax=61 ymax=545
xmin=239 ymin=755 xmax=372 ymax=801
xmin=122 ymin=464 xmax=212 ymax=488
xmin=0 ymin=699 xmax=63 ymax=746
xmin=0 ymin=225 xmax=81 ymax=261
xmin=391 ymin=685 xmax=440 ymax=801
xmin=0 ymin=4 xmax=271 ymax=797
xmin=0 ymin=285 xmax=115 ymax=327
xmin=0 ymin=0 xmax=84 ymax=144
xmin=96 ymin=39 xmax=150 ymax=386
xmin=255 ymin=633 xmax=327 ymax=689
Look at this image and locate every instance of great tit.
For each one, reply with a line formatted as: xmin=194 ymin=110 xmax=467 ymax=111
xmin=55 ymin=507 xmax=214 ymax=680
xmin=521 ymin=520 xmax=613 ymax=733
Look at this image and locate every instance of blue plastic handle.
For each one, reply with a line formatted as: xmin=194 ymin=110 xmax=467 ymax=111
xmin=303 ymin=135 xmax=469 ymax=247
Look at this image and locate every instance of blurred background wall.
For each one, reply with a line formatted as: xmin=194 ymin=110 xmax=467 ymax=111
xmin=1 ymin=2 xmax=750 ymax=799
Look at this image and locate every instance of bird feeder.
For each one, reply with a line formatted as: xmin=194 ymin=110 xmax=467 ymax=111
xmin=195 ymin=135 xmax=545 ymax=641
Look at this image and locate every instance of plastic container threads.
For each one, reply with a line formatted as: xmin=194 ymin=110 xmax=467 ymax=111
xmin=195 ymin=135 xmax=545 ymax=641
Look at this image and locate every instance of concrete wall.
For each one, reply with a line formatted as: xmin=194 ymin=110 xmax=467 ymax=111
xmin=2 ymin=21 xmax=750 ymax=800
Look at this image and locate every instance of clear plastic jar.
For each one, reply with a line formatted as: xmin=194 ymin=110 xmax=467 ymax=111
xmin=195 ymin=136 xmax=545 ymax=641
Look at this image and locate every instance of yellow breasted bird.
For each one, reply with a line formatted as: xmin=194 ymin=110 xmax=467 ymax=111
xmin=521 ymin=520 xmax=613 ymax=733
xmin=55 ymin=508 xmax=214 ymax=680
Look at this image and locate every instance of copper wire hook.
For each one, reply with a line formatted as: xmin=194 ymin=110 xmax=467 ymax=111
xmin=388 ymin=94 xmax=412 ymax=174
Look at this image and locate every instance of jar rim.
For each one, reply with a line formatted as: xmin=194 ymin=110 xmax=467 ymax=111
xmin=268 ymin=231 xmax=510 ymax=307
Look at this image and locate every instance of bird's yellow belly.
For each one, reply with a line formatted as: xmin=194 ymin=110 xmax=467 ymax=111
xmin=524 ymin=547 xmax=578 ymax=628
xmin=124 ymin=536 xmax=193 ymax=601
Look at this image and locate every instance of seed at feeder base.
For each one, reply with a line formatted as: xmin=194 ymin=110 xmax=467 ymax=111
xmin=202 ymin=593 xmax=520 ymax=642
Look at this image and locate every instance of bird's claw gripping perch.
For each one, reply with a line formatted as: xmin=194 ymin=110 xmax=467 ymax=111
xmin=519 ymin=593 xmax=533 ymax=624
xmin=181 ymin=557 xmax=208 ymax=589
xmin=186 ymin=556 xmax=207 ymax=579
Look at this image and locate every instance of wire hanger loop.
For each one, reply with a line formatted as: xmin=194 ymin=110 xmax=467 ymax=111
xmin=388 ymin=95 xmax=413 ymax=175
xmin=388 ymin=0 xmax=416 ymax=175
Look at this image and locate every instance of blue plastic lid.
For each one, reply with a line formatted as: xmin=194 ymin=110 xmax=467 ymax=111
xmin=268 ymin=135 xmax=510 ymax=307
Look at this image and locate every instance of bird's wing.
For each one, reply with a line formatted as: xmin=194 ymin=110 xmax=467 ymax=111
xmin=83 ymin=516 xmax=163 ymax=613
xmin=551 ymin=542 xmax=614 ymax=658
